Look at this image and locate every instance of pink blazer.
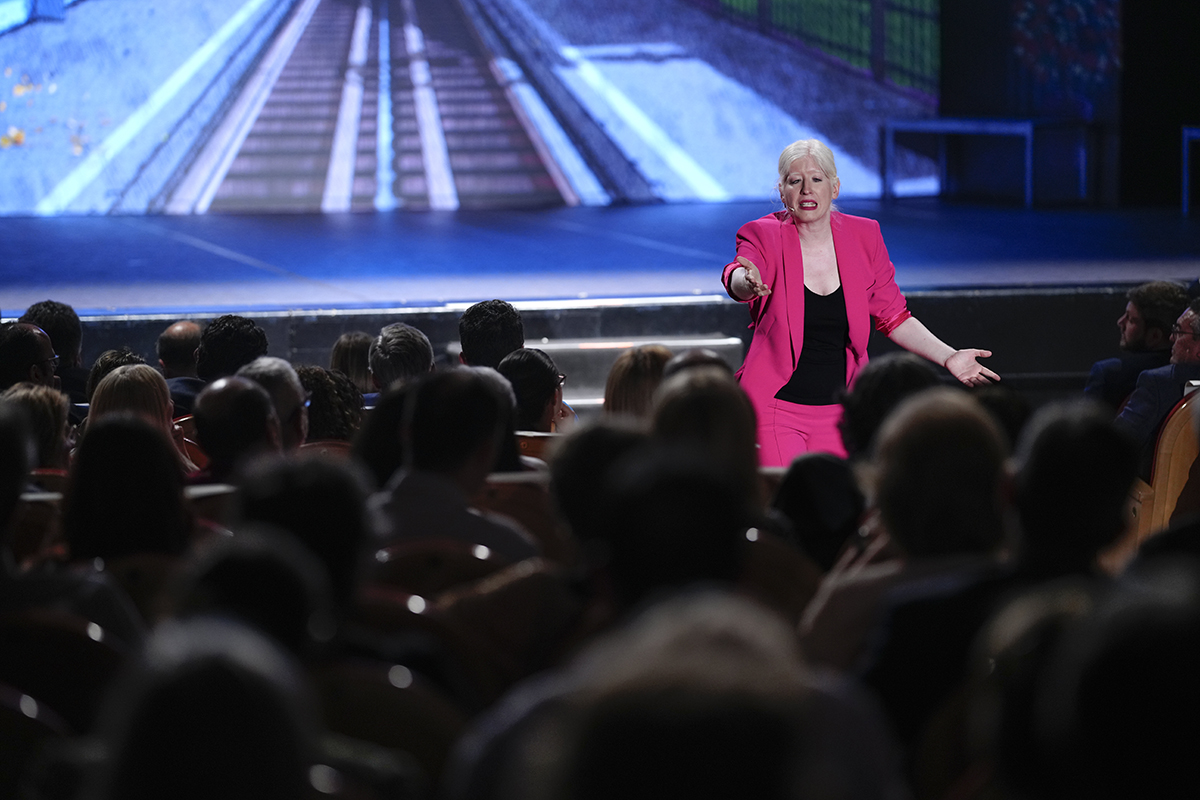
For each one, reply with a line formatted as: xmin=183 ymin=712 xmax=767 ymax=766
xmin=721 ymin=210 xmax=912 ymax=421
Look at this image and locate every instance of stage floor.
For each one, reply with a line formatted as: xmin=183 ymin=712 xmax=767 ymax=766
xmin=2 ymin=199 xmax=1199 ymax=319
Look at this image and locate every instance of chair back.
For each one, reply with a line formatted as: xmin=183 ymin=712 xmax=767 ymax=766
xmin=0 ymin=610 xmax=129 ymax=733
xmin=300 ymin=439 xmax=354 ymax=459
xmin=8 ymin=491 xmax=62 ymax=565
xmin=0 ymin=681 xmax=70 ymax=798
xmin=1148 ymin=391 xmax=1200 ymax=531
xmin=29 ymin=469 xmax=68 ymax=494
xmin=514 ymin=431 xmax=560 ymax=461
xmin=172 ymin=414 xmax=197 ymax=441
xmin=472 ymin=472 xmax=577 ymax=566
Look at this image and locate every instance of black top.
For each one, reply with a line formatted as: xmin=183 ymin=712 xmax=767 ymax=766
xmin=775 ymin=285 xmax=848 ymax=406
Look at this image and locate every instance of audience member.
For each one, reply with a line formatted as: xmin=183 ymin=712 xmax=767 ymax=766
xmin=192 ymin=377 xmax=281 ymax=483
xmin=296 ymin=365 xmax=362 ymax=441
xmin=1 ymin=382 xmax=72 ymax=469
xmin=970 ymin=381 xmax=1032 ymax=453
xmin=1115 ymin=297 xmax=1200 ymax=480
xmin=472 ymin=366 xmax=529 ymax=471
xmin=800 ymin=388 xmax=1008 ymax=672
xmin=368 ymin=322 xmax=434 ymax=403
xmin=330 ymin=330 xmax=374 ymax=394
xmin=460 ymin=300 xmax=523 ymax=368
xmin=650 ymin=366 xmax=759 ymax=504
xmin=195 ymin=314 xmax=269 ymax=382
xmin=350 ymin=382 xmax=410 ymax=489
xmin=81 ymin=618 xmax=319 ymax=800
xmin=603 ymin=344 xmax=672 ymax=419
xmin=837 ymin=352 xmax=941 ymax=460
xmin=1013 ymin=401 xmax=1137 ymax=579
xmin=770 ymin=452 xmax=864 ymax=572
xmin=0 ymin=400 xmax=30 ymax=542
xmin=371 ymin=370 xmax=539 ymax=563
xmin=497 ymin=348 xmax=564 ymax=432
xmin=0 ymin=322 xmax=59 ymax=391
xmin=20 ymin=299 xmax=87 ymax=403
xmin=1084 ymin=280 xmax=1188 ymax=411
xmin=63 ymin=415 xmax=191 ymax=562
xmin=236 ymin=356 xmax=308 ymax=452
xmin=236 ymin=455 xmax=373 ymax=613
xmin=157 ymin=320 xmax=205 ymax=416
xmin=86 ymin=347 xmax=146 ymax=401
xmin=90 ymin=364 xmax=198 ymax=472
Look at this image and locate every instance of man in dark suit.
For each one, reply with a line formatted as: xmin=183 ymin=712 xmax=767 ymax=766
xmin=1115 ymin=298 xmax=1200 ymax=480
xmin=1084 ymin=281 xmax=1188 ymax=411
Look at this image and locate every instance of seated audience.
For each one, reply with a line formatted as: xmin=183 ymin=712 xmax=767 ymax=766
xmin=1 ymin=382 xmax=72 ymax=470
xmin=371 ymin=370 xmax=539 ymax=563
xmin=330 ymin=330 xmax=374 ymax=395
xmin=1115 ymin=297 xmax=1200 ymax=480
xmin=195 ymin=314 xmax=269 ymax=382
xmin=650 ymin=366 xmax=759 ymax=505
xmin=1013 ymin=400 xmax=1137 ymax=579
xmin=459 ymin=300 xmax=523 ymax=368
xmin=0 ymin=322 xmax=59 ymax=391
xmin=19 ymin=299 xmax=88 ymax=403
xmin=86 ymin=347 xmax=146 ymax=402
xmin=192 ymin=377 xmax=281 ymax=483
xmin=367 ymin=322 xmax=434 ymax=405
xmin=89 ymin=363 xmax=198 ymax=472
xmin=770 ymin=452 xmax=864 ymax=572
xmin=837 ymin=352 xmax=941 ymax=460
xmin=63 ymin=415 xmax=191 ymax=562
xmin=236 ymin=356 xmax=308 ymax=452
xmin=80 ymin=618 xmax=321 ymax=800
xmin=800 ymin=388 xmax=1008 ymax=672
xmin=296 ymin=365 xmax=363 ymax=442
xmin=156 ymin=319 xmax=205 ymax=416
xmin=1084 ymin=280 xmax=1188 ymax=411
xmin=602 ymin=344 xmax=672 ymax=419
xmin=497 ymin=348 xmax=564 ymax=432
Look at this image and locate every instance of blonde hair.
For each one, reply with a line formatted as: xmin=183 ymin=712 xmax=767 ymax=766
xmin=2 ymin=382 xmax=70 ymax=469
xmin=90 ymin=364 xmax=174 ymax=431
xmin=777 ymin=139 xmax=838 ymax=188
xmin=603 ymin=345 xmax=674 ymax=419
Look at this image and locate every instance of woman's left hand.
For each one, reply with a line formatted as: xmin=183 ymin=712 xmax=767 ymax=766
xmin=945 ymin=349 xmax=1000 ymax=386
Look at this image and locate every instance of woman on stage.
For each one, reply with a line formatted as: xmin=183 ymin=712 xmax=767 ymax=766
xmin=723 ymin=139 xmax=998 ymax=466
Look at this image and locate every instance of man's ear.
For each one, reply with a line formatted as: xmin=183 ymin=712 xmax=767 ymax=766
xmin=1145 ymin=328 xmax=1170 ymax=350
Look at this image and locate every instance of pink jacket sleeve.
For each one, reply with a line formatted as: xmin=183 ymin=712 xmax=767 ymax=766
xmin=862 ymin=218 xmax=911 ymax=334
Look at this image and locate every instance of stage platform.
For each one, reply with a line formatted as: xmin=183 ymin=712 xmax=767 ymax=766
xmin=2 ymin=198 xmax=1199 ymax=406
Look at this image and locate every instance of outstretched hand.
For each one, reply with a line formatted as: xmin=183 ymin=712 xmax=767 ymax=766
xmin=736 ymin=256 xmax=771 ymax=297
xmin=945 ymin=349 xmax=1000 ymax=386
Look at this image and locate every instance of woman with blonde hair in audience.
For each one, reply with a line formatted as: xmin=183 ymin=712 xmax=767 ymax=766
xmin=1 ymin=382 xmax=72 ymax=469
xmin=603 ymin=344 xmax=673 ymax=419
xmin=90 ymin=364 xmax=197 ymax=472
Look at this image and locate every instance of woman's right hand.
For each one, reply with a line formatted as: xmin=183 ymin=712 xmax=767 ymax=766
xmin=735 ymin=256 xmax=771 ymax=298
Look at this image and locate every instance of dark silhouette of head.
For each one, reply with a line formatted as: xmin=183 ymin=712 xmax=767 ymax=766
xmin=156 ymin=320 xmax=202 ymax=379
xmin=350 ymin=382 xmax=410 ymax=489
xmin=195 ymin=315 xmax=269 ymax=381
xmin=330 ymin=330 xmax=374 ymax=394
xmin=236 ymin=357 xmax=308 ymax=452
xmin=498 ymin=347 xmax=561 ymax=432
xmin=550 ymin=419 xmax=651 ymax=546
xmin=64 ymin=415 xmax=191 ymax=561
xmin=20 ymin=300 xmax=82 ymax=368
xmin=84 ymin=617 xmax=318 ymax=800
xmin=1 ymin=382 xmax=71 ymax=469
xmin=236 ymin=456 xmax=373 ymax=611
xmin=871 ymin=388 xmax=1007 ymax=558
xmin=838 ymin=352 xmax=941 ymax=459
xmin=0 ymin=322 xmax=58 ymax=390
xmin=0 ymin=399 xmax=32 ymax=545
xmin=771 ymin=453 xmax=865 ymax=572
xmin=604 ymin=344 xmax=674 ymax=419
xmin=404 ymin=369 xmax=506 ymax=479
xmin=1013 ymin=401 xmax=1137 ymax=576
xmin=459 ymin=299 xmax=524 ymax=368
xmin=296 ymin=365 xmax=362 ymax=442
xmin=86 ymin=347 xmax=147 ymax=402
xmin=369 ymin=322 xmax=434 ymax=390
xmin=661 ymin=347 xmax=734 ymax=380
xmin=193 ymin=377 xmax=281 ymax=481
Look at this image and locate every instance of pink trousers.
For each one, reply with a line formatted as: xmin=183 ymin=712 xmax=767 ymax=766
xmin=757 ymin=399 xmax=848 ymax=467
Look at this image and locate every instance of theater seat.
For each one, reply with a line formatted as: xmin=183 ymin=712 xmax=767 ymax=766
xmin=1130 ymin=392 xmax=1200 ymax=540
xmin=514 ymin=431 xmax=560 ymax=461
xmin=300 ymin=439 xmax=354 ymax=459
xmin=368 ymin=540 xmax=511 ymax=599
xmin=0 ymin=682 xmax=70 ymax=798
xmin=472 ymin=473 xmax=577 ymax=566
